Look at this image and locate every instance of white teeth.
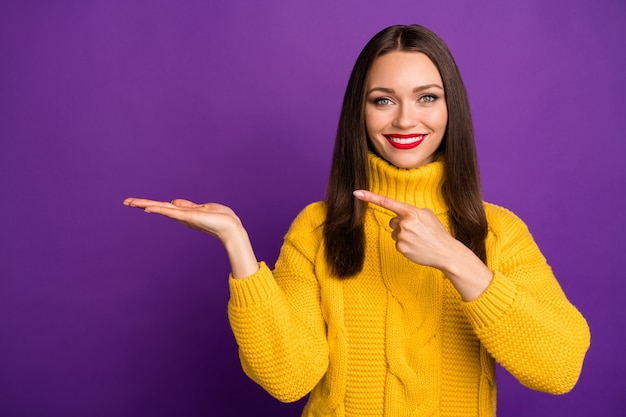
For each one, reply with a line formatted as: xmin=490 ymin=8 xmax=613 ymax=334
xmin=387 ymin=135 xmax=424 ymax=144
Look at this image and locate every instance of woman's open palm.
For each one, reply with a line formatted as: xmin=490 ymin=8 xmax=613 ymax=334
xmin=123 ymin=197 xmax=259 ymax=278
xmin=123 ymin=198 xmax=242 ymax=241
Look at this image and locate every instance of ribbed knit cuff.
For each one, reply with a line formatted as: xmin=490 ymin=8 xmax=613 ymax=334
xmin=461 ymin=271 xmax=518 ymax=330
xmin=228 ymin=262 xmax=278 ymax=308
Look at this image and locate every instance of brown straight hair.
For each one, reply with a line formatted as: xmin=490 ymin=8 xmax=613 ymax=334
xmin=324 ymin=24 xmax=488 ymax=278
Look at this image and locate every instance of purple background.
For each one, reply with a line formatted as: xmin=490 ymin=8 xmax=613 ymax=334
xmin=1 ymin=0 xmax=624 ymax=416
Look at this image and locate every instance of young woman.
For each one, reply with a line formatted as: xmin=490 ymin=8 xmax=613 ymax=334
xmin=124 ymin=24 xmax=590 ymax=417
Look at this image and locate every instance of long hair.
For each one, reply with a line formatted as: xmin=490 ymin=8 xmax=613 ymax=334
xmin=324 ymin=24 xmax=488 ymax=278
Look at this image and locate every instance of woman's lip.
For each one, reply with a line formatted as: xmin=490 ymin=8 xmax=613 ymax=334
xmin=385 ymin=134 xmax=424 ymax=139
xmin=384 ymin=134 xmax=426 ymax=149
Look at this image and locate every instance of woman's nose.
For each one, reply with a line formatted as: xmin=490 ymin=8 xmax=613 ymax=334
xmin=392 ymin=104 xmax=417 ymax=130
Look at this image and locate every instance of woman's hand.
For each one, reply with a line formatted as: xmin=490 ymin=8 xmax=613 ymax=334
xmin=123 ymin=198 xmax=259 ymax=279
xmin=124 ymin=198 xmax=241 ymax=240
xmin=353 ymin=190 xmax=492 ymax=301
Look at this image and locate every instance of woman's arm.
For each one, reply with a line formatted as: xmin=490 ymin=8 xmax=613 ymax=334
xmin=124 ymin=198 xmax=329 ymax=401
xmin=227 ymin=203 xmax=330 ymax=402
xmin=461 ymin=205 xmax=590 ymax=394
xmin=353 ymin=191 xmax=590 ymax=394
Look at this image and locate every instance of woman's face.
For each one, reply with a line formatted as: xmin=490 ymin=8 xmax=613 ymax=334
xmin=365 ymin=51 xmax=448 ymax=169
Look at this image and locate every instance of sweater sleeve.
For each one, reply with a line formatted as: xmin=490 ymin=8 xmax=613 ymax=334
xmin=227 ymin=203 xmax=329 ymax=403
xmin=461 ymin=204 xmax=590 ymax=394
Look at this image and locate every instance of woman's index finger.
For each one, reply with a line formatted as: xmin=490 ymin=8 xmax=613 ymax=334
xmin=353 ymin=190 xmax=411 ymax=215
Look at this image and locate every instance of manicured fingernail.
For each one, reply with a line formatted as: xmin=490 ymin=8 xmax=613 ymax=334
xmin=353 ymin=190 xmax=364 ymax=198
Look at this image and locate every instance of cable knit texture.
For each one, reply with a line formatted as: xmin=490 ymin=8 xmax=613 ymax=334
xmin=228 ymin=153 xmax=590 ymax=417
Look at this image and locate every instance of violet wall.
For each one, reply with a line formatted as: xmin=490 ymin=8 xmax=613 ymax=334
xmin=1 ymin=0 xmax=624 ymax=416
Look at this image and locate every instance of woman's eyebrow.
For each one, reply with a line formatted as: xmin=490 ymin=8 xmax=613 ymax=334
xmin=367 ymin=84 xmax=444 ymax=95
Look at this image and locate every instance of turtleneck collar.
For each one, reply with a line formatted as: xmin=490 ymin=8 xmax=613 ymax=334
xmin=367 ymin=152 xmax=448 ymax=214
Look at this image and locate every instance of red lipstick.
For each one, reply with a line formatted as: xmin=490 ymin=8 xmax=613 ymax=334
xmin=384 ymin=134 xmax=426 ymax=150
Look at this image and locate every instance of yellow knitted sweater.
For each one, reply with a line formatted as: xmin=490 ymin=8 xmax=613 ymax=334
xmin=228 ymin=154 xmax=590 ymax=417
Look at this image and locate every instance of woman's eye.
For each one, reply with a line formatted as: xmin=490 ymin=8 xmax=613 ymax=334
xmin=419 ymin=94 xmax=438 ymax=103
xmin=373 ymin=97 xmax=393 ymax=106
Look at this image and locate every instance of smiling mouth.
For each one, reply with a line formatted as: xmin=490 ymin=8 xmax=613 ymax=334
xmin=384 ymin=134 xmax=426 ymax=150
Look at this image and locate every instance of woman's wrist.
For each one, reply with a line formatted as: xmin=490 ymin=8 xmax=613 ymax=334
xmin=222 ymin=224 xmax=259 ymax=279
xmin=441 ymin=241 xmax=493 ymax=301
